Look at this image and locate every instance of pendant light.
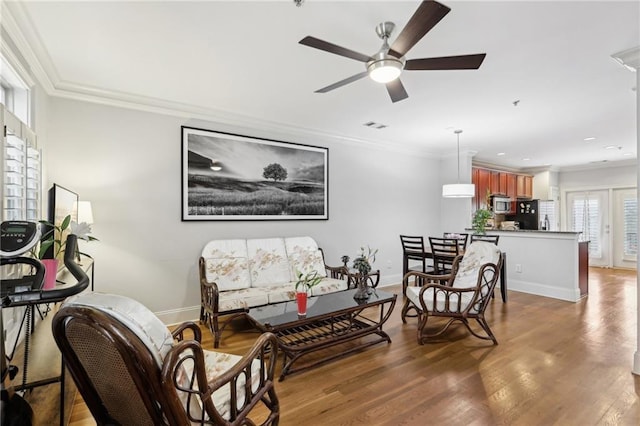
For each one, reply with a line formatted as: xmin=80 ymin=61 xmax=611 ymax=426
xmin=442 ymin=129 xmax=475 ymax=198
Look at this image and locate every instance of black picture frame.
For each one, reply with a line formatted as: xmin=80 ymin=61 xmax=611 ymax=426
xmin=43 ymin=183 xmax=79 ymax=262
xmin=181 ymin=126 xmax=329 ymax=221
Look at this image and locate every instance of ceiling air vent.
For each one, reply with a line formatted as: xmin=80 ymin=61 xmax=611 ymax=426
xmin=363 ymin=121 xmax=388 ymax=129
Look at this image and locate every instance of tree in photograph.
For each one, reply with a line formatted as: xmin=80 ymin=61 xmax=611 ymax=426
xmin=262 ymin=163 xmax=288 ymax=182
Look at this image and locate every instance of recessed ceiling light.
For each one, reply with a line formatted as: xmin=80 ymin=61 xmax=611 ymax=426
xmin=497 ymin=152 xmax=505 ymax=156
xmin=604 ymin=145 xmax=619 ymax=150
xmin=584 ymin=137 xmax=596 ymax=141
xmin=623 ymin=152 xmax=633 ymax=156
xmin=522 ymin=158 xmax=530 ymax=161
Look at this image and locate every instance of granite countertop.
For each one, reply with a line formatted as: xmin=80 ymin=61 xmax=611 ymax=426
xmin=466 ymin=228 xmax=581 ymax=234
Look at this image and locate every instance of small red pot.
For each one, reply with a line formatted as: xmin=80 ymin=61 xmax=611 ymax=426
xmin=296 ymin=291 xmax=308 ymax=316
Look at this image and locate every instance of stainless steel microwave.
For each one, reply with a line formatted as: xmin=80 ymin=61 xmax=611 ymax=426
xmin=493 ymin=197 xmax=512 ymax=214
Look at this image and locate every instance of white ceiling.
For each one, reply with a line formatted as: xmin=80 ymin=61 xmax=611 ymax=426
xmin=4 ymin=0 xmax=639 ymax=170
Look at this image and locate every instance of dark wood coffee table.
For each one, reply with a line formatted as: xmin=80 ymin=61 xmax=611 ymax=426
xmin=246 ymin=289 xmax=397 ymax=380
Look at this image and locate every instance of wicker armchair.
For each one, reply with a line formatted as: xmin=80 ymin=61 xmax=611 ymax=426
xmin=401 ymin=241 xmax=503 ymax=345
xmin=52 ymin=293 xmax=279 ymax=425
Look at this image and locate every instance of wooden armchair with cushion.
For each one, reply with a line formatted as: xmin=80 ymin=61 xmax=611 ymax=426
xmin=401 ymin=241 xmax=503 ymax=345
xmin=53 ymin=292 xmax=279 ymax=425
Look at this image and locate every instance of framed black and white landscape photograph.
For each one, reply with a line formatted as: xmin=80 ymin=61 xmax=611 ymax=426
xmin=181 ymin=127 xmax=328 ymax=221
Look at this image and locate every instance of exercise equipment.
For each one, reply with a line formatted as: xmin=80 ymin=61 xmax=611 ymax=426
xmin=1 ymin=220 xmax=89 ymax=426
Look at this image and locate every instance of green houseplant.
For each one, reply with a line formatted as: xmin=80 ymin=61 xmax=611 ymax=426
xmin=352 ymin=246 xmax=378 ymax=300
xmin=34 ymin=214 xmax=98 ymax=289
xmin=35 ymin=214 xmax=98 ymax=260
xmin=472 ymin=208 xmax=493 ymax=235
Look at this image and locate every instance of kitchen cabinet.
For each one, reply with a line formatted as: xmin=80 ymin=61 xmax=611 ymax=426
xmin=472 ymin=167 xmax=491 ymax=210
xmin=472 ymin=166 xmax=533 ymax=208
xmin=516 ymin=175 xmax=533 ymax=199
xmin=490 ymin=171 xmax=508 ymax=196
xmin=506 ymin=173 xmax=517 ymax=200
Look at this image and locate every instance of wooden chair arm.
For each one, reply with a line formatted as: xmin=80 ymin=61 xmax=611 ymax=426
xmin=325 ymin=264 xmax=349 ymax=279
xmin=417 ymin=263 xmax=500 ymax=316
xmin=418 ymin=284 xmax=480 ymax=315
xmin=171 ymin=321 xmax=202 ymax=343
xmin=163 ymin=332 xmax=279 ymax=425
xmin=403 ymin=270 xmax=453 ymax=286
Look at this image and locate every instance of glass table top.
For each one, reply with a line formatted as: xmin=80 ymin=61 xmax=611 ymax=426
xmin=248 ymin=288 xmax=396 ymax=328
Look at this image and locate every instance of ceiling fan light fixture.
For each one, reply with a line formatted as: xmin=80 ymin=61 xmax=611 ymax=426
xmin=368 ymin=58 xmax=403 ymax=83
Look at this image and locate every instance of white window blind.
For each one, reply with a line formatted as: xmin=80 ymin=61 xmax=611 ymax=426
xmin=571 ymin=196 xmax=601 ymax=257
xmin=623 ymin=197 xmax=637 ymax=258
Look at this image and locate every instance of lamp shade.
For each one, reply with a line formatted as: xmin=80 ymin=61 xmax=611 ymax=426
xmin=442 ymin=183 xmax=475 ymax=198
xmin=77 ymin=201 xmax=94 ymax=224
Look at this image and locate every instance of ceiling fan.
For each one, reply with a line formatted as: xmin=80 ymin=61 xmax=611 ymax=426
xmin=299 ymin=0 xmax=486 ymax=103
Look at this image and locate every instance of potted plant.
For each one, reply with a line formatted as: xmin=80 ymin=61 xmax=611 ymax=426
xmin=352 ymin=246 xmax=378 ymax=300
xmin=34 ymin=214 xmax=98 ymax=289
xmin=472 ymin=208 xmax=493 ymax=235
xmin=294 ymin=270 xmax=323 ymax=316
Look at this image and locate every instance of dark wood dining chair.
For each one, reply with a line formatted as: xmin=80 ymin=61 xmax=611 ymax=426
xmin=470 ymin=234 xmax=500 ymax=245
xmin=429 ymin=237 xmax=460 ymax=275
xmin=400 ymin=235 xmax=429 ymax=273
xmin=444 ymin=232 xmax=469 ymax=251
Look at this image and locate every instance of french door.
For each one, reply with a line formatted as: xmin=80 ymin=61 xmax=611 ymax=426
xmin=612 ymin=188 xmax=637 ymax=269
xmin=567 ymin=190 xmax=609 ymax=267
xmin=567 ymin=188 xmax=637 ymax=269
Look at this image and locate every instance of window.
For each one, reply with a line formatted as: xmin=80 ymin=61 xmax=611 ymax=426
xmin=623 ymin=197 xmax=638 ymax=258
xmin=570 ymin=195 xmax=602 ymax=258
xmin=2 ymin=53 xmax=39 ymax=223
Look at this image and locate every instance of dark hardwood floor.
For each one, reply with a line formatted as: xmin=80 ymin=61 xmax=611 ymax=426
xmin=29 ymin=267 xmax=640 ymax=425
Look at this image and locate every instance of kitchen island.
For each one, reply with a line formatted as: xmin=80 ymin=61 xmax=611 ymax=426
xmin=484 ymin=230 xmax=588 ymax=302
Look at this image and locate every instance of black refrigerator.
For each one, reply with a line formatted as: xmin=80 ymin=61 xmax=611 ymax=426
xmin=507 ymin=200 xmax=539 ymax=230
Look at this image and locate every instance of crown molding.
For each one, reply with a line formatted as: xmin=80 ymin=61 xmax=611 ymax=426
xmin=2 ymin=1 xmax=437 ymax=160
xmin=611 ymin=46 xmax=640 ymax=71
xmin=2 ymin=2 xmax=57 ymax=92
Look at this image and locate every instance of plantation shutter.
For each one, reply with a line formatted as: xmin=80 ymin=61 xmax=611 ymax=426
xmin=570 ymin=195 xmax=601 ymax=258
xmin=623 ymin=196 xmax=638 ymax=258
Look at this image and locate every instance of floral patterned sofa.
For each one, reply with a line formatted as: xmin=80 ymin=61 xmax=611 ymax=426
xmin=198 ymin=236 xmax=348 ymax=347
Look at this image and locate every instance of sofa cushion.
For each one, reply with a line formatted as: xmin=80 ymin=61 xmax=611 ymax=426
xmin=201 ymin=239 xmax=251 ymax=291
xmin=284 ymin=236 xmax=328 ymax=278
xmin=452 ymin=241 xmax=501 ymax=290
xmin=247 ymin=238 xmax=292 ymax=287
xmin=218 ymin=287 xmax=270 ymax=312
xmin=309 ymin=277 xmax=348 ymax=296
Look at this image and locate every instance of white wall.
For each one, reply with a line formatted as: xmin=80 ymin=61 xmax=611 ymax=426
xmin=559 ymin=164 xmax=637 ymax=190
xmin=43 ymin=97 xmax=442 ymax=322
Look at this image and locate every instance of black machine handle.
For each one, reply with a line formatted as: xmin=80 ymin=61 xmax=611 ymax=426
xmin=1 ymin=234 xmax=90 ymax=307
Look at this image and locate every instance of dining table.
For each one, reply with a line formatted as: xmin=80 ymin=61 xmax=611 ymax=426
xmin=401 ymin=247 xmax=507 ymax=302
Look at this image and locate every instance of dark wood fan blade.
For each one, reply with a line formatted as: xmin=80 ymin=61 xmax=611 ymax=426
xmin=299 ymin=36 xmax=372 ymax=63
xmin=315 ymin=72 xmax=369 ymax=93
xmin=389 ymin=1 xmax=451 ymax=58
xmin=386 ymin=79 xmax=409 ymax=103
xmin=405 ymin=53 xmax=486 ymax=70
